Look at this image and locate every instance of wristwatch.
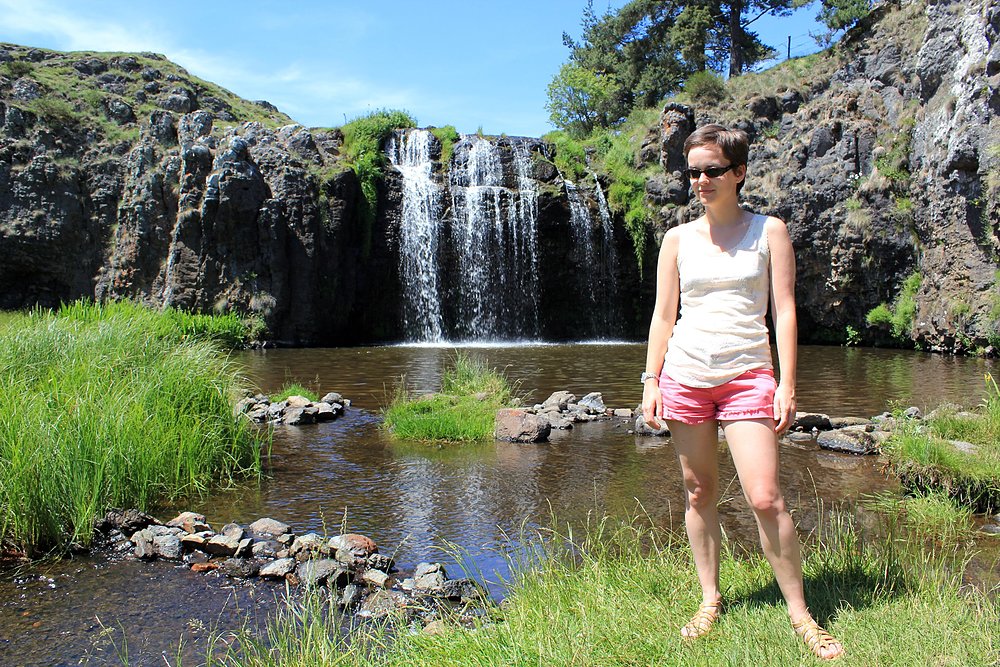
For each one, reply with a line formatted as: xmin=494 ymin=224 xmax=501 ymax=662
xmin=640 ymin=371 xmax=659 ymax=384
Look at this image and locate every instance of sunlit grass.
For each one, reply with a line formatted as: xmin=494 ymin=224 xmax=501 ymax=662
xmin=382 ymin=353 xmax=516 ymax=442
xmin=884 ymin=374 xmax=1000 ymax=512
xmin=271 ymin=383 xmax=320 ymax=403
xmin=0 ymin=301 xmax=264 ymax=555
xmin=196 ymin=510 xmax=999 ymax=666
xmin=861 ymin=491 xmax=974 ymax=544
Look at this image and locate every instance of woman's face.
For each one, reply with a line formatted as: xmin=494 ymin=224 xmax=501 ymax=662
xmin=686 ymin=144 xmax=746 ymax=205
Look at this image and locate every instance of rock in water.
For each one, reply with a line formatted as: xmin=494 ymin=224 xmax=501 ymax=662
xmin=495 ymin=409 xmax=551 ymax=443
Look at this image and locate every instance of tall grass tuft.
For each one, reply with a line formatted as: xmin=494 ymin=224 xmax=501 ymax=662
xmin=382 ymin=353 xmax=515 ymax=442
xmin=0 ymin=302 xmax=263 ymax=555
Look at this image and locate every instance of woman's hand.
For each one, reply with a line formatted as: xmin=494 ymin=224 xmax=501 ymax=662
xmin=642 ymin=380 xmax=663 ymax=429
xmin=773 ymin=382 xmax=796 ymax=434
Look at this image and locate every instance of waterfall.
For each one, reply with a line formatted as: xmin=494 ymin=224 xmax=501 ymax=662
xmin=565 ymin=176 xmax=622 ymax=338
xmin=385 ymin=129 xmax=444 ymax=341
xmin=594 ymin=174 xmax=621 ymax=328
xmin=387 ymin=130 xmax=626 ymax=343
xmin=447 ymin=135 xmax=540 ymax=340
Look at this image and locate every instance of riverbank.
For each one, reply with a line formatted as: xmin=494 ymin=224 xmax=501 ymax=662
xmin=883 ymin=374 xmax=1000 ymax=513
xmin=0 ymin=301 xmax=265 ymax=556
xmin=197 ymin=510 xmax=998 ymax=666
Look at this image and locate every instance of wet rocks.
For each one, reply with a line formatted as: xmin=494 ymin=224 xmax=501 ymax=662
xmin=817 ymin=427 xmax=879 ymax=455
xmin=105 ymin=510 xmax=493 ymax=628
xmin=633 ymin=414 xmax=670 ymax=436
xmin=235 ymin=392 xmax=350 ymax=426
xmin=494 ymin=408 xmax=551 ymax=443
xmin=788 ymin=407 xmax=931 ymax=455
xmin=521 ymin=390 xmax=635 ymax=433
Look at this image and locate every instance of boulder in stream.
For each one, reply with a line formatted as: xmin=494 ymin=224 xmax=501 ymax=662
xmin=495 ymin=408 xmax=550 ymax=443
xmin=817 ymin=427 xmax=879 ymax=455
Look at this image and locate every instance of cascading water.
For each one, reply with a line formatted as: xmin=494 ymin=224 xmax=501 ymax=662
xmin=447 ymin=135 xmax=540 ymax=340
xmin=387 ymin=130 xmax=624 ymax=343
xmin=565 ymin=175 xmax=623 ymax=338
xmin=386 ymin=129 xmax=444 ymax=341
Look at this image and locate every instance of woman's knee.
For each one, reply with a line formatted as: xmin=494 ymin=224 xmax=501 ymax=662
xmin=744 ymin=487 xmax=785 ymax=515
xmin=684 ymin=476 xmax=718 ymax=510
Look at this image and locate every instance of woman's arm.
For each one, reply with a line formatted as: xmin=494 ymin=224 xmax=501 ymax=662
xmin=642 ymin=227 xmax=681 ymax=427
xmin=766 ymin=217 xmax=797 ymax=434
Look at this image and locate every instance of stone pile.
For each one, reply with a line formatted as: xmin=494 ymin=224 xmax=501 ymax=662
xmin=496 ymin=391 xmax=635 ymax=443
xmin=235 ymin=392 xmax=350 ymax=426
xmin=95 ymin=509 xmax=489 ymax=627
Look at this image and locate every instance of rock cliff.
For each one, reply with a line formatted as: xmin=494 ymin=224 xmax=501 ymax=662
xmin=642 ymin=0 xmax=998 ymax=352
xmin=0 ymin=0 xmax=996 ymax=349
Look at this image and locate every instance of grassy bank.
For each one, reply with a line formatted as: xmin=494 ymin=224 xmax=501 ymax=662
xmin=0 ymin=301 xmax=263 ymax=555
xmin=381 ymin=354 xmax=516 ymax=442
xmin=883 ymin=373 xmax=1000 ymax=512
xmin=199 ymin=510 xmax=998 ymax=666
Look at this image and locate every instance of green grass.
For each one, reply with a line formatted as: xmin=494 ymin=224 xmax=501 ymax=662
xmin=271 ymin=383 xmax=319 ymax=403
xmin=381 ymin=353 xmax=515 ymax=442
xmin=336 ymin=109 xmax=418 ymax=252
xmin=56 ymin=299 xmax=262 ymax=348
xmin=0 ymin=301 xmax=264 ymax=555
xmin=861 ymin=491 xmax=974 ymax=544
xmin=883 ymin=374 xmax=1000 ymax=512
xmin=866 ymin=271 xmax=922 ymax=343
xmin=196 ymin=510 xmax=999 ymax=667
xmin=429 ymin=125 xmax=460 ymax=166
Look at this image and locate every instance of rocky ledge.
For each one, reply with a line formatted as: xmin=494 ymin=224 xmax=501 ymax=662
xmin=95 ymin=508 xmax=490 ymax=629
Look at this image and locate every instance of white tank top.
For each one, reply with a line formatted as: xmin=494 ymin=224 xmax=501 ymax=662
xmin=663 ymin=213 xmax=773 ymax=388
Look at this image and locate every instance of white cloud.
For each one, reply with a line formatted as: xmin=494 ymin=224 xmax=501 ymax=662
xmin=0 ymin=0 xmax=167 ymax=54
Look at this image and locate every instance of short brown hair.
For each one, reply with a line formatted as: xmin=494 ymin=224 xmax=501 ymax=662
xmin=683 ymin=124 xmax=750 ymax=192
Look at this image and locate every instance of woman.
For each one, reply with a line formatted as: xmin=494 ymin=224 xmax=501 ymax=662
xmin=641 ymin=124 xmax=844 ymax=660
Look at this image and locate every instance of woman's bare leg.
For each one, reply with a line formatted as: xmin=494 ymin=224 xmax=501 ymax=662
xmin=723 ymin=418 xmax=843 ymax=659
xmin=670 ymin=419 xmax=724 ymax=607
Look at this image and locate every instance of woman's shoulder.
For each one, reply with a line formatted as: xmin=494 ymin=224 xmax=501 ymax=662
xmin=758 ymin=214 xmax=787 ymax=232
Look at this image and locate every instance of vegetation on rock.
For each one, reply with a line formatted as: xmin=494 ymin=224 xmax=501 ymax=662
xmin=865 ymin=272 xmax=922 ymax=344
xmin=0 ymin=301 xmax=264 ymax=555
xmin=337 ymin=109 xmax=418 ymax=249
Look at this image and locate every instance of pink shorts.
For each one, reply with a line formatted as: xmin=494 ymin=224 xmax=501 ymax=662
xmin=659 ymin=368 xmax=776 ymax=425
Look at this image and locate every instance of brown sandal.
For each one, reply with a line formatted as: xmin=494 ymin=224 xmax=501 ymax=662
xmin=681 ymin=600 xmax=722 ymax=639
xmin=792 ymin=615 xmax=844 ymax=660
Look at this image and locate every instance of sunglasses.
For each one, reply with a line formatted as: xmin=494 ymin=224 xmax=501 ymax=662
xmin=685 ymin=164 xmax=736 ymax=179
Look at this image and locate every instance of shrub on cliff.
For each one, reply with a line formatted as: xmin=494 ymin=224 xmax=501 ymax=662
xmin=382 ymin=353 xmax=516 ymax=442
xmin=340 ymin=109 xmax=418 ymax=246
xmin=0 ymin=302 xmax=264 ymax=555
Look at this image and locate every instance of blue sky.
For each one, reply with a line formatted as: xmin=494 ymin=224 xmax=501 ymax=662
xmin=0 ymin=0 xmax=826 ymax=137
